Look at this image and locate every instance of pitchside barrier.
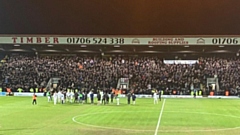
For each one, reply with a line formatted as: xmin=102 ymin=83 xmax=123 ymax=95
xmin=7 ymin=92 xmax=239 ymax=99
xmin=0 ymin=92 xmax=6 ymax=96
xmin=13 ymin=92 xmax=45 ymax=97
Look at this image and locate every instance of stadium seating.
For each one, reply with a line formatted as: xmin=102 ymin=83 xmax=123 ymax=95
xmin=0 ymin=55 xmax=240 ymax=96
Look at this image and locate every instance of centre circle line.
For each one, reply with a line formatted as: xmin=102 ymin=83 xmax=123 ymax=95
xmin=72 ymin=111 xmax=155 ymax=132
xmin=72 ymin=110 xmax=240 ymax=132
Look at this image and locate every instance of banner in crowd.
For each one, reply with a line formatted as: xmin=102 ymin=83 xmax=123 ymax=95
xmin=163 ymin=60 xmax=198 ymax=64
xmin=0 ymin=35 xmax=240 ymax=45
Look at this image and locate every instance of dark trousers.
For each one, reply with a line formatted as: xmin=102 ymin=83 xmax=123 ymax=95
xmin=32 ymin=99 xmax=37 ymax=105
xmin=91 ymin=98 xmax=93 ymax=104
xmin=102 ymin=99 xmax=105 ymax=105
xmin=159 ymin=95 xmax=161 ymax=101
xmin=111 ymin=98 xmax=113 ymax=103
xmin=74 ymin=98 xmax=78 ymax=103
xmin=128 ymin=99 xmax=130 ymax=104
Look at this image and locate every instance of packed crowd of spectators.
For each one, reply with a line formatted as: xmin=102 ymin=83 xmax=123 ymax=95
xmin=0 ymin=54 xmax=240 ymax=95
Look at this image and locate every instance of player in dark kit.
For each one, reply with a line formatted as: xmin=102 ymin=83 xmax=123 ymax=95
xmin=110 ymin=92 xmax=114 ymax=103
xmin=97 ymin=92 xmax=101 ymax=105
xmin=132 ymin=93 xmax=136 ymax=105
xmin=127 ymin=92 xmax=131 ymax=105
xmin=159 ymin=90 xmax=162 ymax=101
xmin=90 ymin=91 xmax=94 ymax=104
xmin=74 ymin=92 xmax=79 ymax=103
xmin=106 ymin=93 xmax=109 ymax=104
xmin=102 ymin=92 xmax=106 ymax=105
xmin=238 ymin=90 xmax=240 ymax=98
xmin=84 ymin=91 xmax=88 ymax=103
xmin=193 ymin=89 xmax=197 ymax=98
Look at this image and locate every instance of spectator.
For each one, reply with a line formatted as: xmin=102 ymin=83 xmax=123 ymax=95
xmin=1 ymin=54 xmax=240 ymax=96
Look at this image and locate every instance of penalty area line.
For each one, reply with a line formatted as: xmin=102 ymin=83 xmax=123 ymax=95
xmin=154 ymin=98 xmax=166 ymax=135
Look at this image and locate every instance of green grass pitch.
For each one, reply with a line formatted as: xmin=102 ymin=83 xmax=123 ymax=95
xmin=1 ymin=96 xmax=240 ymax=135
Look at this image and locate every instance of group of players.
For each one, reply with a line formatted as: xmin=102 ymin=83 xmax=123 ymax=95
xmin=46 ymin=90 xmax=140 ymax=106
xmin=44 ymin=88 xmax=163 ymax=106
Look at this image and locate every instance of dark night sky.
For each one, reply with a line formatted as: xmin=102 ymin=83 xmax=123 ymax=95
xmin=0 ymin=0 xmax=240 ymax=35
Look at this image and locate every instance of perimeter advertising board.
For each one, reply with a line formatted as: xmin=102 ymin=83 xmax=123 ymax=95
xmin=0 ymin=35 xmax=239 ymax=45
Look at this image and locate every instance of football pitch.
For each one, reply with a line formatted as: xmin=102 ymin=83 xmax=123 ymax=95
xmin=1 ymin=97 xmax=240 ymax=135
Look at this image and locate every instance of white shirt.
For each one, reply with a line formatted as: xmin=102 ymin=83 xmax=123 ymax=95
xmin=58 ymin=92 xmax=61 ymax=97
xmin=70 ymin=92 xmax=74 ymax=98
xmin=66 ymin=92 xmax=70 ymax=97
xmin=53 ymin=93 xmax=58 ymax=99
xmin=100 ymin=91 xmax=103 ymax=98
xmin=61 ymin=93 xmax=64 ymax=100
xmin=153 ymin=93 xmax=158 ymax=99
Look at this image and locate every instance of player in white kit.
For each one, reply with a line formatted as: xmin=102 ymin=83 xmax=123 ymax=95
xmin=70 ymin=90 xmax=74 ymax=103
xmin=66 ymin=90 xmax=70 ymax=103
xmin=61 ymin=92 xmax=65 ymax=104
xmin=57 ymin=91 xmax=61 ymax=103
xmin=153 ymin=91 xmax=158 ymax=104
xmin=53 ymin=91 xmax=58 ymax=105
xmin=100 ymin=90 xmax=103 ymax=104
xmin=116 ymin=94 xmax=120 ymax=105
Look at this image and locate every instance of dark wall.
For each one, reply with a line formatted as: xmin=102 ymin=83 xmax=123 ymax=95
xmin=0 ymin=0 xmax=240 ymax=35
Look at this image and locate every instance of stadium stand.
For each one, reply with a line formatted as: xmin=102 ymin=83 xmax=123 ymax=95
xmin=0 ymin=54 xmax=240 ymax=96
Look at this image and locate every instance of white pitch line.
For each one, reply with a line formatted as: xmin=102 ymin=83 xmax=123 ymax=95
xmin=72 ymin=109 xmax=240 ymax=132
xmin=154 ymin=99 xmax=166 ymax=135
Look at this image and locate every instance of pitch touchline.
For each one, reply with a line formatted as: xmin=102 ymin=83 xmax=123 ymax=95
xmin=154 ymin=99 xmax=166 ymax=135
